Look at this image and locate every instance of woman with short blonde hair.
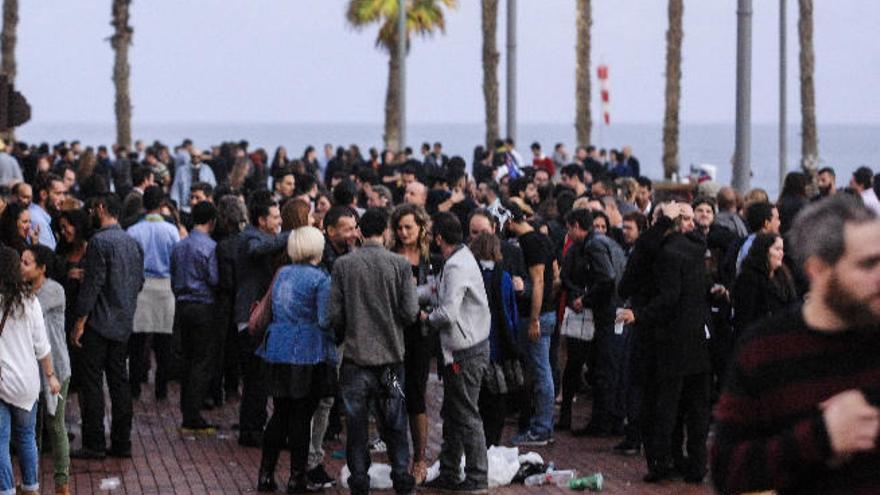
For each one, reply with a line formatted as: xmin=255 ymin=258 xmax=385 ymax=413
xmin=257 ymin=225 xmax=336 ymax=492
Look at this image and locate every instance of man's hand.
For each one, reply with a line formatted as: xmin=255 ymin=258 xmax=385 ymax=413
xmin=449 ymin=188 xmax=465 ymax=205
xmin=821 ymin=389 xmax=880 ymax=457
xmin=67 ymin=268 xmax=85 ymax=281
xmin=660 ymin=201 xmax=681 ymax=220
xmin=616 ymin=308 xmax=635 ymax=325
xmin=528 ymin=319 xmax=541 ymax=342
xmin=71 ymin=318 xmax=86 ymax=348
xmin=511 ymin=276 xmax=525 ymax=292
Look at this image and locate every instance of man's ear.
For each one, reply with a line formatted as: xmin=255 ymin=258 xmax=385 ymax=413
xmin=802 ymin=256 xmax=831 ymax=285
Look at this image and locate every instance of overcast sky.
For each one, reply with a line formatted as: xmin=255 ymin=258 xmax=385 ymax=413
xmin=15 ymin=0 xmax=880 ymax=125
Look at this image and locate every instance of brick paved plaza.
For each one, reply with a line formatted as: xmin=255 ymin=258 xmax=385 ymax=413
xmin=40 ymin=376 xmax=712 ymax=494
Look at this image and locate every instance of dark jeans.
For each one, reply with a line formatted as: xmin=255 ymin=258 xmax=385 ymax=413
xmin=478 ymin=388 xmax=508 ymax=447
xmin=340 ymin=362 xmax=413 ymax=494
xmin=649 ymin=372 xmax=711 ymax=477
xmin=177 ymin=302 xmax=219 ymax=426
xmin=78 ymin=330 xmax=133 ymax=453
xmin=238 ymin=331 xmax=269 ymax=436
xmin=590 ymin=322 xmax=626 ymax=429
xmin=261 ymin=396 xmax=319 ymax=473
xmin=621 ymin=322 xmax=643 ymax=444
xmin=561 ymin=337 xmax=590 ymax=417
xmin=439 ymin=350 xmax=489 ymax=485
xmin=128 ymin=333 xmax=172 ymax=398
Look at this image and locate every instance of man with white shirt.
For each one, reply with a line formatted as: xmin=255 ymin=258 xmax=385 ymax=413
xmin=850 ymin=166 xmax=880 ymax=215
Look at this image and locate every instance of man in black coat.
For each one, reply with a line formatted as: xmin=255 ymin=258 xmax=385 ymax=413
xmin=618 ymin=203 xmax=712 ymax=484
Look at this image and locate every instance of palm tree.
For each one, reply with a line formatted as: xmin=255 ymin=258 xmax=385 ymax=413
xmin=662 ymin=0 xmax=683 ymax=180
xmin=574 ymin=0 xmax=591 ymax=147
xmin=798 ymin=0 xmax=818 ymax=176
xmin=1 ymin=0 xmax=17 ymax=82
xmin=1 ymin=0 xmax=18 ymax=141
xmin=111 ymin=0 xmax=133 ymax=149
xmin=347 ymin=0 xmax=457 ymax=152
xmin=481 ymin=0 xmax=499 ymax=148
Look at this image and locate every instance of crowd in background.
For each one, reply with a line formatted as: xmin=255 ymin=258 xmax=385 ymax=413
xmin=0 ymin=134 xmax=878 ymax=494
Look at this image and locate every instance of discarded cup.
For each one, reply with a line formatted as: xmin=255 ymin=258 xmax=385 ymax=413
xmin=569 ymin=472 xmax=603 ymax=491
xmin=99 ymin=477 xmax=121 ymax=490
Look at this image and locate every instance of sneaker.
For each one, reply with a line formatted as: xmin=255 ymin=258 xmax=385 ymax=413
xmin=306 ymin=464 xmax=336 ymax=488
xmin=368 ymin=438 xmax=387 ymax=453
xmin=510 ymin=431 xmax=553 ymax=447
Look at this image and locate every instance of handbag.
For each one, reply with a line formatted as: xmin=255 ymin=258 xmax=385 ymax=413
xmin=560 ymin=306 xmax=595 ymax=341
xmin=248 ymin=270 xmax=280 ymax=337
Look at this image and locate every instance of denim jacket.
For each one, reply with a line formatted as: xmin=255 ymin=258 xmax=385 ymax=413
xmin=257 ymin=264 xmax=337 ymax=365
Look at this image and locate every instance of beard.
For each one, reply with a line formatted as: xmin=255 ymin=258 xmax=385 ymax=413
xmin=826 ymin=271 xmax=880 ymax=329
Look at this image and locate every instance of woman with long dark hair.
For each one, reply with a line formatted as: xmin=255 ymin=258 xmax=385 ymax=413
xmin=389 ymin=203 xmax=437 ymax=484
xmin=0 ymin=202 xmax=36 ymax=253
xmin=733 ymin=233 xmax=799 ymax=332
xmin=0 ymin=246 xmax=61 ymax=495
xmin=21 ymin=245 xmax=72 ymax=495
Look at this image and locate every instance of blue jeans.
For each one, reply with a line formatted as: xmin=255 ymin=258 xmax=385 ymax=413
xmin=0 ymin=400 xmax=39 ymax=495
xmin=340 ymin=362 xmax=414 ymax=494
xmin=520 ymin=312 xmax=556 ymax=437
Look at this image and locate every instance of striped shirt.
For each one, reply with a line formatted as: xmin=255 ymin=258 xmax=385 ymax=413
xmin=710 ymin=304 xmax=880 ymax=494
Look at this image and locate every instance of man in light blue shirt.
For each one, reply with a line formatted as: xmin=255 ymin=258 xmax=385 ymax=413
xmin=126 ymin=185 xmax=180 ymax=400
xmin=28 ymin=173 xmax=67 ymax=250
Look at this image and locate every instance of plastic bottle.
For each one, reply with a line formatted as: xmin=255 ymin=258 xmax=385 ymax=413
xmin=569 ymin=472 xmax=604 ymax=491
xmin=547 ymin=469 xmax=577 ymax=487
xmin=523 ymin=473 xmax=547 ymax=486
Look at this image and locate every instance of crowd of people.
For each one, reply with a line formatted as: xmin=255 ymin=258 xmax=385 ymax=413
xmin=0 ymin=135 xmax=877 ymax=494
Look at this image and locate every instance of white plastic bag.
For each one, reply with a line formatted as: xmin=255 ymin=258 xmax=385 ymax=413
xmin=339 ymin=463 xmax=393 ymax=490
xmin=423 ymin=446 xmax=523 ymax=488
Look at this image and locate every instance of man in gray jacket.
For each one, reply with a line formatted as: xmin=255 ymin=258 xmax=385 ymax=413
xmin=422 ymin=212 xmax=491 ymax=494
xmin=330 ymin=208 xmax=419 ymax=495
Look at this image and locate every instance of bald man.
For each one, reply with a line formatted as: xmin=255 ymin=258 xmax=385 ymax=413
xmin=404 ymin=181 xmax=428 ymax=207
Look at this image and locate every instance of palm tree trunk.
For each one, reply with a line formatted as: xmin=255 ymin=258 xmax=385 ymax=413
xmin=662 ymin=0 xmax=684 ymax=180
xmin=111 ymin=0 xmax=133 ymax=149
xmin=481 ymin=0 xmax=499 ymax=148
xmin=384 ymin=46 xmax=402 ymax=152
xmin=1 ymin=0 xmax=17 ymax=82
xmin=798 ymin=0 xmax=818 ymax=175
xmin=575 ymin=0 xmax=592 ymax=147
xmin=1 ymin=0 xmax=18 ymax=142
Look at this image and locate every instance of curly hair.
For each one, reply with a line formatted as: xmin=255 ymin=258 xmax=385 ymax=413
xmin=0 ymin=246 xmax=27 ymax=317
xmin=389 ymin=203 xmax=431 ymax=259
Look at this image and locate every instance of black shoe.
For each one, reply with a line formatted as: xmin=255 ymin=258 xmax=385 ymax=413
xmin=451 ymin=479 xmax=488 ymax=493
xmin=643 ymin=461 xmax=674 ymax=483
xmin=71 ymin=447 xmax=106 ymax=460
xmin=612 ymin=439 xmax=641 ymax=456
xmin=108 ymin=447 xmax=132 ymax=458
xmin=239 ymin=430 xmax=262 ymax=448
xmin=257 ymin=470 xmax=277 ymax=492
xmin=307 ymin=464 xmax=336 ymax=488
xmin=287 ymin=471 xmax=322 ymax=493
xmin=423 ymin=475 xmax=460 ymax=491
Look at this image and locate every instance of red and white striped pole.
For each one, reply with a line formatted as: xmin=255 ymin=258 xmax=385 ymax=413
xmin=597 ymin=64 xmax=610 ymax=125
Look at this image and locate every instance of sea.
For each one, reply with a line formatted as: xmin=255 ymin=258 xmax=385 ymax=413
xmin=16 ymin=121 xmax=880 ymax=198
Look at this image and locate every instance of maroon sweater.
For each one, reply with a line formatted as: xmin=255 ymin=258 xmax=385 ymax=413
xmin=710 ymin=305 xmax=880 ymax=494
